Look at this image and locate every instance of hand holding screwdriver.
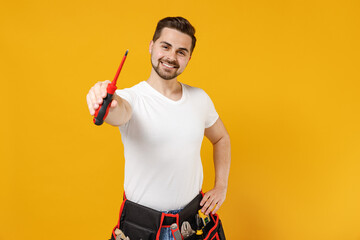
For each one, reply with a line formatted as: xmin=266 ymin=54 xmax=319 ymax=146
xmin=87 ymin=80 xmax=117 ymax=114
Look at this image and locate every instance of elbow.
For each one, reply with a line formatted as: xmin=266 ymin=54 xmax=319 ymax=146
xmin=213 ymin=132 xmax=230 ymax=146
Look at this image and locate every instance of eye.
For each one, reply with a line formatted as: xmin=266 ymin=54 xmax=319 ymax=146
xmin=162 ymin=45 xmax=169 ymax=50
xmin=178 ymin=51 xmax=185 ymax=56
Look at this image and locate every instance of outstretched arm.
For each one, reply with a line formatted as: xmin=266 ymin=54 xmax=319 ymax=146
xmin=200 ymin=118 xmax=231 ymax=215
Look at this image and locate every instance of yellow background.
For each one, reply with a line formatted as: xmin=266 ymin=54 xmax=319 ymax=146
xmin=1 ymin=0 xmax=359 ymax=239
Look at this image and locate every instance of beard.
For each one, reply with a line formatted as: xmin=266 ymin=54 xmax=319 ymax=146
xmin=151 ymin=57 xmax=181 ymax=80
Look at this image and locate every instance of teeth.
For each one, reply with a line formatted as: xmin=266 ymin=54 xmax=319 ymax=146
xmin=162 ymin=62 xmax=175 ymax=68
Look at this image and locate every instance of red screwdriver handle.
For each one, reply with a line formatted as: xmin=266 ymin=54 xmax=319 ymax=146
xmin=93 ymin=84 xmax=117 ymax=125
xmin=93 ymin=93 xmax=113 ymax=125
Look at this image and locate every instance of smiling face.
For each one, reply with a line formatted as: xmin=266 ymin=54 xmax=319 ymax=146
xmin=150 ymin=27 xmax=192 ymax=80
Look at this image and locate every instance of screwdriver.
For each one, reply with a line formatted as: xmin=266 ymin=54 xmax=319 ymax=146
xmin=93 ymin=50 xmax=129 ymax=125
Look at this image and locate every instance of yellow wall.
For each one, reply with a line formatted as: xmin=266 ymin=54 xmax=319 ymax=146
xmin=1 ymin=0 xmax=359 ymax=239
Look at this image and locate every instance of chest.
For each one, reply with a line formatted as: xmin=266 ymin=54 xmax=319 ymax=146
xmin=128 ymin=96 xmax=205 ymax=145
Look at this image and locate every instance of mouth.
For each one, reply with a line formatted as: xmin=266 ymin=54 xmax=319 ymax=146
xmin=160 ymin=61 xmax=179 ymax=69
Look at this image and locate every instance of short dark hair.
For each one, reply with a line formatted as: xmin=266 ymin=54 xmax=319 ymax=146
xmin=152 ymin=16 xmax=196 ymax=54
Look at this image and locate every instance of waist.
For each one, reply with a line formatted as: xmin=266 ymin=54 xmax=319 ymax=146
xmin=122 ymin=193 xmax=202 ymax=227
xmin=124 ymin=183 xmax=203 ymax=211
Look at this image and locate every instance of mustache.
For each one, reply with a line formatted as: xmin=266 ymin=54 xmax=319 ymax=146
xmin=159 ymin=58 xmax=179 ymax=68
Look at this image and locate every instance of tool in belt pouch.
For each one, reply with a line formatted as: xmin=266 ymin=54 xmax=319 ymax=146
xmin=110 ymin=193 xmax=226 ymax=240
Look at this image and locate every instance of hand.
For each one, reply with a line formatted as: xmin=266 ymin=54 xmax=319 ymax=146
xmin=200 ymin=186 xmax=227 ymax=215
xmin=86 ymin=80 xmax=118 ymax=115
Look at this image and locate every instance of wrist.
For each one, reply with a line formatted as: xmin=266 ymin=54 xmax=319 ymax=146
xmin=214 ymin=183 xmax=227 ymax=190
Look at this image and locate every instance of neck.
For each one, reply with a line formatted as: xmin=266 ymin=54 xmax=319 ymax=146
xmin=146 ymin=69 xmax=182 ymax=98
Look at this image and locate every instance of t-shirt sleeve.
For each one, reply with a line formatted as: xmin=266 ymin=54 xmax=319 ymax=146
xmin=204 ymin=91 xmax=219 ymax=128
xmin=115 ymin=88 xmax=136 ymax=109
xmin=115 ymin=88 xmax=137 ymax=130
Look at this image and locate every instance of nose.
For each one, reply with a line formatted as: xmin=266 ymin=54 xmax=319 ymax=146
xmin=165 ymin=49 xmax=177 ymax=61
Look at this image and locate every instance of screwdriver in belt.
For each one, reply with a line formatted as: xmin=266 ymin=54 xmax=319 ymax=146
xmin=93 ymin=50 xmax=129 ymax=125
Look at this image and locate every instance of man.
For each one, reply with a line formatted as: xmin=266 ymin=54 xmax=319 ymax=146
xmin=86 ymin=17 xmax=230 ymax=240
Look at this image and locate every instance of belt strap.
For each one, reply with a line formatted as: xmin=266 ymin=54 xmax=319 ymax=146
xmin=163 ymin=212 xmax=180 ymax=226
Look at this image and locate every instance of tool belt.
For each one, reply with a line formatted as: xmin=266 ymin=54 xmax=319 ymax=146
xmin=109 ymin=192 xmax=226 ymax=240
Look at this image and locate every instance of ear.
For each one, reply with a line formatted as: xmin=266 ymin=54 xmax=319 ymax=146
xmin=189 ymin=55 xmax=192 ymax=61
xmin=149 ymin=40 xmax=154 ymax=54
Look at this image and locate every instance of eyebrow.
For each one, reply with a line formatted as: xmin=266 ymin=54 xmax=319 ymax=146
xmin=160 ymin=41 xmax=189 ymax=53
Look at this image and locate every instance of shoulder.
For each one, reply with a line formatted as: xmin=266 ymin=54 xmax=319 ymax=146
xmin=182 ymin=83 xmax=209 ymax=98
xmin=115 ymin=82 xmax=148 ymax=107
xmin=116 ymin=81 xmax=146 ymax=95
xmin=124 ymin=81 xmax=146 ymax=92
xmin=182 ymin=83 xmax=214 ymax=105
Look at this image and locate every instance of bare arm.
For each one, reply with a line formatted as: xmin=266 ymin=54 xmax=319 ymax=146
xmin=86 ymin=80 xmax=132 ymax=126
xmin=200 ymin=118 xmax=231 ymax=215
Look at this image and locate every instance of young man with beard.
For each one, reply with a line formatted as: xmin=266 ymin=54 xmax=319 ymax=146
xmin=86 ymin=17 xmax=230 ymax=240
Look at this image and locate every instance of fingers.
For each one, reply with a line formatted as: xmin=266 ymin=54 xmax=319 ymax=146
xmin=86 ymin=80 xmax=111 ymax=115
xmin=210 ymin=199 xmax=223 ymax=215
xmin=202 ymin=197 xmax=218 ymax=215
xmin=97 ymin=80 xmax=110 ymax=100
xmin=200 ymin=190 xmax=226 ymax=215
xmin=110 ymin=99 xmax=118 ymax=108
xmin=201 ymin=192 xmax=216 ymax=215
xmin=86 ymin=92 xmax=96 ymax=115
xmin=200 ymin=192 xmax=210 ymax=207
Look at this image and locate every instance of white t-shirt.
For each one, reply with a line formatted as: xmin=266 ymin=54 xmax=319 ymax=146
xmin=115 ymin=81 xmax=219 ymax=211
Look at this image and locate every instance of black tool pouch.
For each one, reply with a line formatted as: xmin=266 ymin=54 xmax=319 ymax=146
xmin=184 ymin=213 xmax=226 ymax=240
xmin=109 ymin=193 xmax=226 ymax=240
xmin=110 ymin=198 xmax=162 ymax=240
